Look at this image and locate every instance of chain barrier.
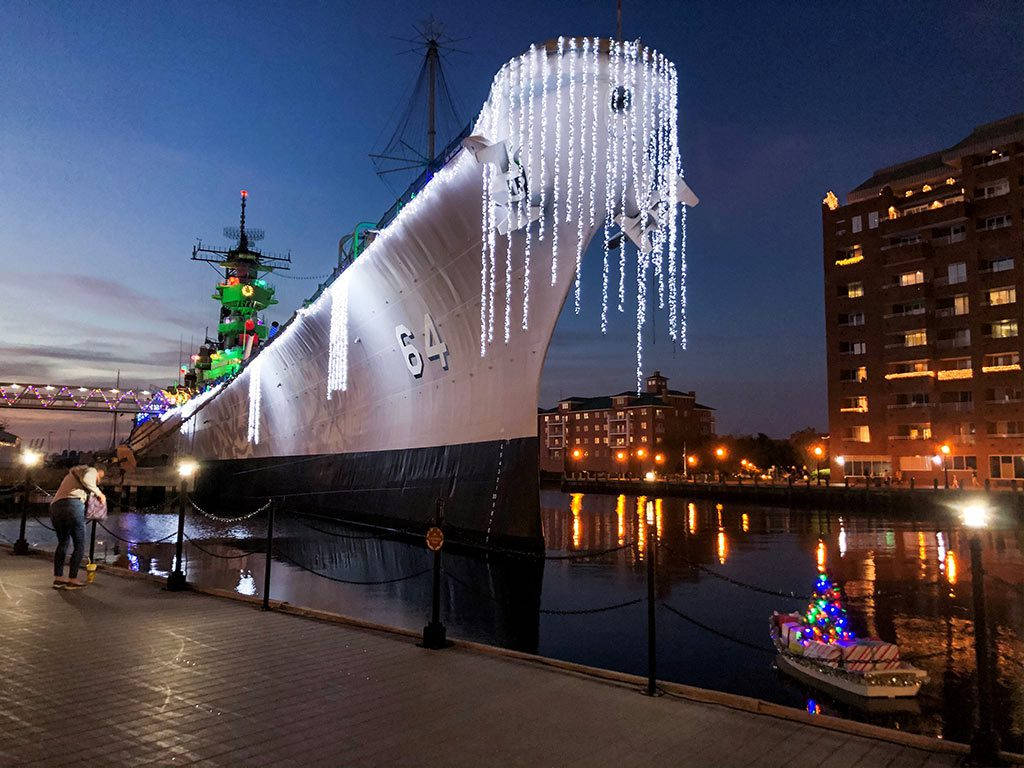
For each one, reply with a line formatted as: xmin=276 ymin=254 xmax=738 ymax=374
xmin=183 ymin=532 xmax=256 ymax=561
xmin=96 ymin=520 xmax=177 ymax=547
xmin=187 ymin=496 xmax=271 ymax=523
xmin=34 ymin=485 xmax=56 ymax=498
xmin=659 ymin=601 xmax=971 ymax=666
xmin=31 ymin=516 xmax=55 ymax=531
xmin=445 ymin=568 xmax=642 ymax=616
xmin=274 ymin=550 xmax=431 ymax=586
xmin=689 ymin=564 xmax=805 ymax=601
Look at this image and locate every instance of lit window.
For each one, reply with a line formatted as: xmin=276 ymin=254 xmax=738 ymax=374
xmin=847 ymin=281 xmax=864 ymax=298
xmin=988 ymin=320 xmax=1018 ymax=339
xmin=899 ymin=270 xmax=925 ymax=286
xmin=843 ymin=426 xmax=870 ymax=442
xmin=988 ymin=287 xmax=1016 ymax=306
xmin=904 ymin=330 xmax=927 ymax=347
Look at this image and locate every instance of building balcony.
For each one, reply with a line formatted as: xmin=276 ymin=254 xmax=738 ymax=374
xmin=933 ymin=232 xmax=967 ymax=246
xmin=935 ymin=339 xmax=971 ymax=351
xmin=889 ymin=435 xmax=932 ymax=441
xmin=887 ymin=402 xmax=934 ymax=410
xmin=981 ymin=363 xmax=1022 ymax=374
xmin=984 ymin=398 xmax=1024 ymax=405
xmin=937 ymin=402 xmax=974 ymax=412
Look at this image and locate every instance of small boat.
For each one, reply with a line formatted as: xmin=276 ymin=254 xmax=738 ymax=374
xmin=770 ymin=611 xmax=928 ymax=699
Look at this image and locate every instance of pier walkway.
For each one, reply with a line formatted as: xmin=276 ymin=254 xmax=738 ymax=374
xmin=0 ymin=555 xmax=963 ymax=767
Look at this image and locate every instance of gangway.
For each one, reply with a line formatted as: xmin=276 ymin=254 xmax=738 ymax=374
xmin=0 ymin=382 xmax=171 ymax=415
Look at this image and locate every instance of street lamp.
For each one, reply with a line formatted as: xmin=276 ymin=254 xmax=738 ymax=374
xmin=812 ymin=445 xmax=824 ymax=486
xmin=715 ymin=446 xmax=726 ymax=483
xmin=960 ymin=502 xmax=1000 ymax=764
xmin=12 ymin=450 xmax=44 ymax=555
xmin=615 ymin=449 xmax=628 ymax=479
xmin=940 ymin=444 xmax=951 ymax=488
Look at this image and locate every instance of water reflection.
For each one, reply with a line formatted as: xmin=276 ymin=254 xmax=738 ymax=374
xmin=3 ymin=492 xmax=1022 ymax=751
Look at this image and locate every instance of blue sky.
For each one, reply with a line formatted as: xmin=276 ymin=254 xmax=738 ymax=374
xmin=2 ymin=1 xmax=1022 ymax=447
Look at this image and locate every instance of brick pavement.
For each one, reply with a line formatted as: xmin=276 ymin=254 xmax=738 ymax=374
xmin=0 ymin=554 xmax=962 ymax=767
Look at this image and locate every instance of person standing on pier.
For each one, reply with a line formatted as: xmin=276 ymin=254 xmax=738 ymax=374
xmin=49 ymin=465 xmax=106 ymax=590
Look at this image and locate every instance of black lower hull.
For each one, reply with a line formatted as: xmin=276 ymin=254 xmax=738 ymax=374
xmin=192 ymin=437 xmax=543 ymax=550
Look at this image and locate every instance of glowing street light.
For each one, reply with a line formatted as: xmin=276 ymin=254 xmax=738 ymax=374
xmin=939 ymin=444 xmax=951 ymax=488
xmin=177 ymin=459 xmax=199 ymax=479
xmin=654 ymin=453 xmax=665 ymax=464
xmin=687 ymin=455 xmax=697 ymax=466
xmin=571 ymin=448 xmax=582 ymax=460
xmin=812 ymin=445 xmax=824 ymax=486
xmin=958 ymin=500 xmax=999 ymax=763
xmin=19 ymin=449 xmax=42 ymax=468
xmin=715 ymin=446 xmax=726 ymax=459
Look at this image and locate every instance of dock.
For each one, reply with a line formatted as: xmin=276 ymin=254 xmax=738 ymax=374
xmin=0 ymin=552 xmax=974 ymax=767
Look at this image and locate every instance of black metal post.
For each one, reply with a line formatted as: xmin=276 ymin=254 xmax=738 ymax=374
xmin=969 ymin=535 xmax=1001 ymax=765
xmin=423 ymin=498 xmax=447 ymax=649
xmin=167 ymin=480 xmax=188 ymax=591
xmin=88 ymin=519 xmax=97 ymax=563
xmin=645 ymin=506 xmax=658 ymax=696
xmin=944 ymin=463 xmax=949 ymax=489
xmin=262 ymin=500 xmax=274 ymax=610
xmin=12 ymin=470 xmax=31 ymax=555
xmin=816 ymin=460 xmax=822 ymax=486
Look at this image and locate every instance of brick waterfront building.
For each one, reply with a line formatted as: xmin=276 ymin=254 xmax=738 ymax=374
xmin=823 ymin=114 xmax=1024 ymax=485
xmin=538 ymin=371 xmax=715 ymax=474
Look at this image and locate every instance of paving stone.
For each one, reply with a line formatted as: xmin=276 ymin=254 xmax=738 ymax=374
xmin=0 ymin=554 xmax=963 ymax=767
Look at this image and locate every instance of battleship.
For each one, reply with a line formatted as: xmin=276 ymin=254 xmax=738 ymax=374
xmin=133 ymin=35 xmax=697 ymax=549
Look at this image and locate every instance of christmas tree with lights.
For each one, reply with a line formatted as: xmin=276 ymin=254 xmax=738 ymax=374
xmin=798 ymin=569 xmax=854 ymax=645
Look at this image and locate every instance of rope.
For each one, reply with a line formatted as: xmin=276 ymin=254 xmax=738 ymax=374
xmin=96 ymin=520 xmax=177 ymax=546
xmin=275 ymin=272 xmax=334 ymax=281
xmin=183 ymin=532 xmax=257 ymax=561
xmin=31 ymin=516 xmax=55 ymax=531
xmin=275 ymin=550 xmax=431 ymax=586
xmin=187 ymin=496 xmax=271 ymax=523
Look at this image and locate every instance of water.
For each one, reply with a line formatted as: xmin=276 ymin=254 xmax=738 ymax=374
xmin=5 ymin=490 xmax=1023 ymax=752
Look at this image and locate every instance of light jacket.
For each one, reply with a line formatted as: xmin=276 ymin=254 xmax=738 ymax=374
xmin=53 ymin=466 xmax=102 ymax=503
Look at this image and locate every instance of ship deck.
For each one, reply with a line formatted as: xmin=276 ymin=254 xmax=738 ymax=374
xmin=0 ymin=552 xmax=972 ymax=767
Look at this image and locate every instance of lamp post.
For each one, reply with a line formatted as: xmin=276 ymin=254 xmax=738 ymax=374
xmin=12 ymin=449 xmax=43 ymax=555
xmin=813 ymin=446 xmax=824 ymax=486
xmin=167 ymin=459 xmax=198 ymax=591
xmin=960 ymin=502 xmax=1001 ymax=765
xmin=653 ymin=452 xmax=665 ymax=480
xmin=635 ymin=447 xmax=647 ymax=480
xmin=570 ymin=447 xmax=582 ymax=479
xmin=715 ymin=446 xmax=726 ymax=483
xmin=940 ymin=444 xmax=951 ymax=489
xmin=615 ymin=449 xmax=628 ymax=479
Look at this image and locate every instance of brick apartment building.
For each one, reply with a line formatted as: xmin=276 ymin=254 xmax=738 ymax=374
xmin=823 ymin=114 xmax=1024 ymax=485
xmin=538 ymin=371 xmax=715 ymax=474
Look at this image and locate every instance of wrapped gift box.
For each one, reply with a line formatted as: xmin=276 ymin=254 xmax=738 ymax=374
xmin=780 ymin=620 xmax=803 ymax=647
xmin=802 ymin=639 xmax=841 ymax=666
xmin=841 ymin=640 xmax=900 ymax=672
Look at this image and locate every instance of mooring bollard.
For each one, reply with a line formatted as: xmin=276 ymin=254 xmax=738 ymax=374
xmin=645 ymin=500 xmax=658 ymax=696
xmin=167 ymin=481 xmax=188 ymax=591
xmin=422 ymin=497 xmax=447 ymax=649
xmin=262 ymin=500 xmax=274 ymax=611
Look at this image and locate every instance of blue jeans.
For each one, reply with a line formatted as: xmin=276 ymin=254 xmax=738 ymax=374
xmin=50 ymin=498 xmax=86 ymax=579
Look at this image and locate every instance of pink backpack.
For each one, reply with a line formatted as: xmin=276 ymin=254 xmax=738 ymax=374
xmin=85 ymin=495 xmax=108 ymax=521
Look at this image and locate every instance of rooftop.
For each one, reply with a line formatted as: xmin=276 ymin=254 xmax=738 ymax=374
xmin=845 ymin=113 xmax=1023 ymax=204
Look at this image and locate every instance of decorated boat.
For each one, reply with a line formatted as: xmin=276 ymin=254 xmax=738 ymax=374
xmin=770 ymin=570 xmax=928 ymax=699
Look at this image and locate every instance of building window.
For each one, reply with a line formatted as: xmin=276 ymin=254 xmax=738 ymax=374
xmin=867 ymin=211 xmax=879 ymax=229
xmin=984 ymin=352 xmax=1020 ymax=369
xmin=986 ymin=387 xmax=1024 ymax=403
xmin=842 ymin=426 xmax=870 ymax=442
xmin=640 ymin=422 xmax=647 ymax=429
xmin=978 ymin=214 xmax=1012 ymax=231
xmin=593 ymin=437 xmax=600 ymax=444
xmin=840 ymin=396 xmax=868 ymax=413
xmin=987 ymin=287 xmax=1016 ymax=306
xmin=899 ymin=270 xmax=925 ymax=286
xmin=937 ymin=328 xmax=971 ymax=347
xmin=895 ymin=423 xmax=932 ymax=440
xmin=847 ymin=281 xmax=864 ymax=298
xmin=840 ymin=341 xmax=866 ymax=355
xmin=836 ymin=245 xmax=863 ymax=266
xmin=852 ymin=215 xmax=862 ymax=233
xmin=989 ymin=455 xmax=1024 ymax=480
xmin=947 ymin=262 xmax=967 ymax=285
xmin=985 ymin=320 xmax=1018 ymax=339
xmin=904 ymin=330 xmax=927 ymax=347
xmin=839 ymin=366 xmax=868 ymax=382
xmin=975 ymin=179 xmax=1009 ymax=199
xmin=544 ymin=415 xmax=549 ymax=422
xmin=890 ymin=300 xmax=925 ymax=317
xmin=986 ymin=421 xmax=1024 ymax=437
xmin=843 ymin=459 xmax=890 ymax=477
xmin=947 ymin=456 xmax=977 ymax=470
xmin=838 ymin=312 xmax=865 ymax=326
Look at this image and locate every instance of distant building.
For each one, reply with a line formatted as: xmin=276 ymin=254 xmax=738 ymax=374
xmin=822 ymin=114 xmax=1024 ymax=485
xmin=538 ymin=371 xmax=715 ymax=474
xmin=0 ymin=429 xmax=21 ymax=470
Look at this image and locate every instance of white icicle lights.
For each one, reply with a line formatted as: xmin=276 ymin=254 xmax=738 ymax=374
xmin=472 ymin=38 xmax=691 ymax=391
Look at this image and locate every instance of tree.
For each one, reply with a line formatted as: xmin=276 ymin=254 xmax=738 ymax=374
xmin=797 ymin=569 xmax=854 ymax=645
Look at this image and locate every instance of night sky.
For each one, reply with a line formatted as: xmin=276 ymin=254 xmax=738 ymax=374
xmin=2 ymin=1 xmax=1022 ymax=448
